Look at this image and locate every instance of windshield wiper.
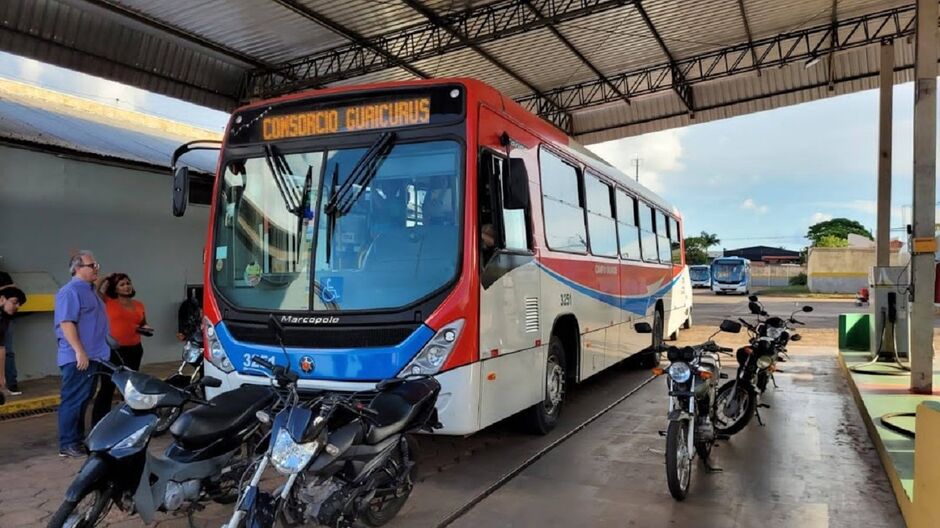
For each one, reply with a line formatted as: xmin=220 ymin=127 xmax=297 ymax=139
xmin=263 ymin=144 xmax=303 ymax=215
xmin=323 ymin=132 xmax=396 ymax=264
xmin=325 ymin=132 xmax=396 ymax=218
xmin=294 ymin=165 xmax=314 ymax=264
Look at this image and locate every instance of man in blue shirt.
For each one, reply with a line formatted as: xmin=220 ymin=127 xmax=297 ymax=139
xmin=55 ymin=250 xmax=110 ymax=458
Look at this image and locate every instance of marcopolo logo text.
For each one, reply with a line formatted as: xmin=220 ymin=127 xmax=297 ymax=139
xmin=280 ymin=315 xmax=341 ymax=325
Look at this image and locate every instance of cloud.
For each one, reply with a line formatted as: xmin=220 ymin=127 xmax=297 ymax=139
xmin=812 ymin=212 xmax=833 ymax=223
xmin=586 ymin=129 xmax=686 ymax=194
xmin=741 ymin=198 xmax=769 ymax=214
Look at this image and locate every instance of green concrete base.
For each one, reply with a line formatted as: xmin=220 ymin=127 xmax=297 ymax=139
xmin=839 ymin=313 xmax=872 ymax=351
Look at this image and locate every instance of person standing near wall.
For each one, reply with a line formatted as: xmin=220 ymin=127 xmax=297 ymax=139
xmin=0 ymin=286 xmax=26 ymax=396
xmin=91 ymin=273 xmax=152 ymax=425
xmin=0 ymin=270 xmax=21 ymax=395
xmin=55 ymin=251 xmax=110 ymax=458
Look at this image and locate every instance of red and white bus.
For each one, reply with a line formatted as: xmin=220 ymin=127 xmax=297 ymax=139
xmin=174 ymin=78 xmax=692 ymax=435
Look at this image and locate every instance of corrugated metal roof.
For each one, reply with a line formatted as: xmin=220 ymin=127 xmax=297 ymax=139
xmin=110 ymin=0 xmax=349 ymax=64
xmin=0 ymin=79 xmax=219 ymax=172
xmin=0 ymin=0 xmax=927 ymax=145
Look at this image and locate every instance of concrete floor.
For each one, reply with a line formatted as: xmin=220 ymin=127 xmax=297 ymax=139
xmin=0 ymin=295 xmax=906 ymax=527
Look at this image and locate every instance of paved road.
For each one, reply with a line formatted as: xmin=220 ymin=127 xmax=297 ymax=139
xmin=691 ymin=289 xmax=866 ymax=329
xmin=0 ymin=296 xmax=905 ymax=527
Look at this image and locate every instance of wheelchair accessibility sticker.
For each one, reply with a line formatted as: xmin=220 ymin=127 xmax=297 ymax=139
xmin=319 ymin=277 xmax=343 ymax=304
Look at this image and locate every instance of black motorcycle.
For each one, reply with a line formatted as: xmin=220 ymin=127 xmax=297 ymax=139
xmin=642 ymin=319 xmax=741 ymax=501
xmin=48 ymin=359 xmax=275 ymax=528
xmin=714 ymin=296 xmax=813 ymax=435
xmin=154 ymin=332 xmax=205 ymax=436
xmin=224 ymin=355 xmax=441 ymax=528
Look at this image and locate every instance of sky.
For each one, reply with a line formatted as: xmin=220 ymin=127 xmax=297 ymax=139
xmin=1 ymin=50 xmax=935 ymax=251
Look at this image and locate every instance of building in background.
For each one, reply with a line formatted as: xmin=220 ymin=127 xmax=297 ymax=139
xmin=0 ymin=79 xmax=219 ymax=380
xmin=723 ymin=245 xmax=802 ymax=264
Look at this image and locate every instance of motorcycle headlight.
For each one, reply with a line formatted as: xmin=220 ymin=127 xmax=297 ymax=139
xmin=113 ymin=423 xmax=152 ymax=452
xmin=399 ymin=319 xmax=464 ymax=376
xmin=757 ymin=355 xmax=774 ymax=369
xmin=767 ymin=327 xmax=784 ymax=340
xmin=270 ymin=429 xmax=319 ymax=475
xmin=123 ymin=379 xmax=162 ymax=410
xmin=667 ymin=362 xmax=692 ymax=383
xmin=204 ymin=318 xmax=234 ymax=373
xmin=182 ymin=342 xmax=203 ymax=364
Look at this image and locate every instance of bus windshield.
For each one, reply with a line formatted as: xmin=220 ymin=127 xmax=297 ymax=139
xmin=212 ymin=139 xmax=463 ymax=312
xmin=712 ymin=260 xmax=746 ymax=283
xmin=689 ymin=266 xmax=709 ymax=281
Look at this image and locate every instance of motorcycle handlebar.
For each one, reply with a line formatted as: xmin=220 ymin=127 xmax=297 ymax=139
xmin=719 ymin=347 xmax=733 ymax=353
xmin=738 ymin=318 xmax=756 ymax=331
xmin=791 ymin=318 xmax=805 ymax=326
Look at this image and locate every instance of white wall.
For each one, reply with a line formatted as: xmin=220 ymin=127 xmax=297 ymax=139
xmin=0 ymin=145 xmax=210 ymax=379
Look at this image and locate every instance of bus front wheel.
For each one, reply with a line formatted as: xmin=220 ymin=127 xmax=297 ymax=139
xmin=524 ymin=337 xmax=566 ymax=435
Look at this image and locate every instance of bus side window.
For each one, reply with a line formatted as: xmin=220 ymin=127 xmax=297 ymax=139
xmin=669 ymin=217 xmax=682 ymax=265
xmin=480 ymin=150 xmax=531 ymax=258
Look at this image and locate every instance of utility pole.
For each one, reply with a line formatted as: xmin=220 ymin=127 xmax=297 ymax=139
xmin=631 ymin=156 xmax=641 ymax=182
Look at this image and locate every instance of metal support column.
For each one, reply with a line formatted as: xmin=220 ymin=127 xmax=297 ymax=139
xmin=876 ymin=40 xmax=893 ymax=267
xmin=909 ymin=0 xmax=937 ymax=394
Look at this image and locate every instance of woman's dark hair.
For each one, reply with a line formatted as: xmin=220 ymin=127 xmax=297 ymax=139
xmin=105 ymin=273 xmax=135 ymax=299
xmin=0 ymin=286 xmax=26 ymax=305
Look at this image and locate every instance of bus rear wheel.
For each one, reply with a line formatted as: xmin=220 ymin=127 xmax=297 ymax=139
xmin=524 ymin=337 xmax=566 ymax=435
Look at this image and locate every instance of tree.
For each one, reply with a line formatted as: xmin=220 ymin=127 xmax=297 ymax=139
xmin=683 ymin=235 xmax=710 ymax=265
xmin=806 ymin=218 xmax=872 ymax=246
xmin=698 ymin=231 xmax=720 ymax=254
xmin=815 ymin=234 xmax=849 ymax=248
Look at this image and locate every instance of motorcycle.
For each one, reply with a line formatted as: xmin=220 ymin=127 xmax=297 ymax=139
xmin=641 ymin=319 xmax=741 ymax=501
xmin=225 ymin=354 xmax=441 ymax=528
xmin=154 ymin=331 xmax=205 ymax=436
xmin=48 ymin=355 xmax=276 ymax=528
xmin=714 ymin=296 xmax=813 ymax=436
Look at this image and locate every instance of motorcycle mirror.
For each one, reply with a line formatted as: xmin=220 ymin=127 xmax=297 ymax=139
xmin=802 ymin=306 xmax=814 ymax=313
xmin=748 ymin=295 xmax=759 ymax=302
xmin=791 ymin=334 xmax=802 ymax=341
xmin=634 ymin=322 xmax=653 ymax=334
xmin=201 ymin=376 xmax=222 ymax=388
xmin=719 ymin=319 xmax=742 ymax=333
xmin=748 ymin=302 xmax=762 ymax=315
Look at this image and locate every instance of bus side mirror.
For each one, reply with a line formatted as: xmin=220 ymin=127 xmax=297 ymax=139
xmin=503 ymin=158 xmax=529 ymax=210
xmin=173 ymin=165 xmax=190 ymax=217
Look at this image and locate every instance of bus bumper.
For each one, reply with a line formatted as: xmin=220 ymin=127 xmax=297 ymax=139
xmin=204 ymin=360 xmax=483 ymax=436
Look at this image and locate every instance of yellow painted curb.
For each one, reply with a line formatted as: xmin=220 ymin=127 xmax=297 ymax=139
xmin=0 ymin=395 xmax=60 ymax=417
xmin=837 ymin=353 xmax=913 ymax=526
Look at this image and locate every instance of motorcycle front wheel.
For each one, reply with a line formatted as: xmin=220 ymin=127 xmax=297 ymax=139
xmin=714 ymin=381 xmax=757 ymax=436
xmin=47 ymin=486 xmax=113 ymax=528
xmin=665 ymin=420 xmax=692 ymax=501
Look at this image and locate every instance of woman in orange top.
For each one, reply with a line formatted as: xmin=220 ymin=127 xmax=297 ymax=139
xmin=92 ymin=273 xmax=154 ymax=425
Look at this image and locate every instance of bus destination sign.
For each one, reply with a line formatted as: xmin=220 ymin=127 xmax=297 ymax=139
xmin=261 ymin=97 xmax=431 ymax=140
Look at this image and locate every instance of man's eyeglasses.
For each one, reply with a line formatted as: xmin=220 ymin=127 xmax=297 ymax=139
xmin=76 ymin=262 xmax=100 ymax=271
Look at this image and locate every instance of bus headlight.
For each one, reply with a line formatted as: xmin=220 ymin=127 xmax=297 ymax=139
xmin=668 ymin=362 xmax=692 ymax=383
xmin=400 ymin=319 xmax=465 ymax=376
xmin=204 ymin=318 xmax=234 ymax=373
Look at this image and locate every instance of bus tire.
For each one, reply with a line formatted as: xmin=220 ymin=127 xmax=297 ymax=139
xmin=524 ymin=337 xmax=566 ymax=435
xmin=640 ymin=309 xmax=664 ymax=368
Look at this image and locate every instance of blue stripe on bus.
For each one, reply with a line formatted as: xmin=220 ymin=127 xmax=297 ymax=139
xmin=536 ymin=263 xmax=680 ymax=316
xmin=216 ymin=322 xmax=435 ymax=381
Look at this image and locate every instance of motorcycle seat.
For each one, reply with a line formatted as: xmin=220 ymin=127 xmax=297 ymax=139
xmin=365 ymin=378 xmax=437 ymax=444
xmin=171 ymin=385 xmax=275 ymax=448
